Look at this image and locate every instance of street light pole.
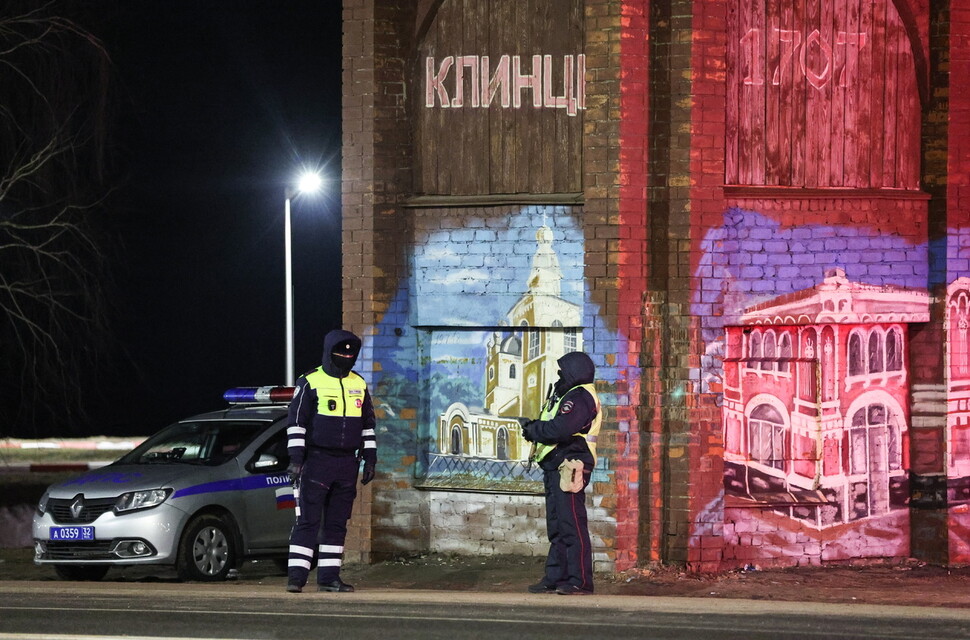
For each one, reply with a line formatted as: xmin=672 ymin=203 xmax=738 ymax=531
xmin=284 ymin=188 xmax=295 ymax=386
xmin=283 ymin=172 xmax=322 ymax=387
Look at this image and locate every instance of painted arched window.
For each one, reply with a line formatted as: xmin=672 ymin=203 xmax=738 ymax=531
xmin=778 ymin=332 xmax=792 ymax=372
xmin=886 ymin=328 xmax=902 ymax=371
xmin=496 ymin=428 xmax=509 ymax=460
xmin=848 ymin=332 xmax=864 ymax=376
xmin=748 ymin=403 xmax=786 ymax=470
xmin=849 ymin=402 xmax=902 ymax=475
xmin=450 ymin=426 xmax=463 ymax=455
xmin=509 ymin=364 xmax=516 ymax=379
xmin=748 ymin=331 xmax=762 ymax=368
xmin=763 ymin=331 xmax=777 ymax=369
xmin=868 ymin=331 xmax=884 ymax=373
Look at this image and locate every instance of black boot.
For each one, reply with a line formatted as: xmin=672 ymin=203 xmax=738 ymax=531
xmin=318 ymin=578 xmax=355 ymax=592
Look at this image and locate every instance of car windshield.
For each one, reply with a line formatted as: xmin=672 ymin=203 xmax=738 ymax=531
xmin=116 ymin=420 xmax=269 ymax=466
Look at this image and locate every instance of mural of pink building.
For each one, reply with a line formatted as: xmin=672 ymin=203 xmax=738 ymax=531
xmin=724 ymin=268 xmax=929 ymax=530
xmin=948 ymin=279 xmax=970 ymax=497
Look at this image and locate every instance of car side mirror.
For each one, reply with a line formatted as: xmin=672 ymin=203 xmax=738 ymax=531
xmin=251 ymin=453 xmax=279 ymax=470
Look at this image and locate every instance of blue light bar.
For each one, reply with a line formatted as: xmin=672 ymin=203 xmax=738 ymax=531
xmin=223 ymin=386 xmax=296 ymax=404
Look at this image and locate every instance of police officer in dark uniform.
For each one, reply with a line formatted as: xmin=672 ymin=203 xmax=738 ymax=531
xmin=285 ymin=329 xmax=377 ymax=593
xmin=520 ymin=351 xmax=601 ymax=595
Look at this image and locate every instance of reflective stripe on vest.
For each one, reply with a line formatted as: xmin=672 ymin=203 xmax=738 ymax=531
xmin=305 ymin=368 xmax=366 ymax=417
xmin=532 ymin=383 xmax=601 ymax=464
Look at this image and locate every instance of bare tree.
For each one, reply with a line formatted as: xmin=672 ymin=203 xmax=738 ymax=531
xmin=0 ymin=3 xmax=113 ymax=438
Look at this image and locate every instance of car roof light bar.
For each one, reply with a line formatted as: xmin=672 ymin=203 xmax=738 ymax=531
xmin=223 ymin=386 xmax=296 ymax=404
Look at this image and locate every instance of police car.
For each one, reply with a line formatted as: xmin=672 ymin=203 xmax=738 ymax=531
xmin=32 ymin=387 xmax=297 ymax=582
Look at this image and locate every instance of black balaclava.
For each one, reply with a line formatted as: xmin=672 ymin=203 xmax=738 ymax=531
xmin=554 ymin=351 xmax=595 ymax=396
xmin=321 ymin=329 xmax=361 ymax=378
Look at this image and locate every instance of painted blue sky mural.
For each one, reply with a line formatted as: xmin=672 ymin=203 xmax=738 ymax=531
xmin=411 ymin=206 xmax=585 ymax=327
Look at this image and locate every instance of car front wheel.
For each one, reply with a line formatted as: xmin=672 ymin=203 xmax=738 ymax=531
xmin=54 ymin=564 xmax=110 ymax=581
xmin=177 ymin=514 xmax=237 ymax=581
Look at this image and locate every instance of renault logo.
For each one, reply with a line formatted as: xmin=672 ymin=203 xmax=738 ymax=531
xmin=70 ymin=496 xmax=85 ymax=520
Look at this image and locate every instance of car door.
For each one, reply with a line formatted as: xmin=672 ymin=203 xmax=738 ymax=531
xmin=239 ymin=425 xmax=296 ymax=552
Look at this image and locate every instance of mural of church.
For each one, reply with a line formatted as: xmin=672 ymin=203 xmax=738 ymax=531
xmin=432 ymin=225 xmax=583 ymax=490
xmin=723 ymin=268 xmax=929 ymax=528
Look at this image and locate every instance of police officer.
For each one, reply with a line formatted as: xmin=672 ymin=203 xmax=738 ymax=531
xmin=285 ymin=329 xmax=377 ymax=593
xmin=521 ymin=351 xmax=600 ymax=595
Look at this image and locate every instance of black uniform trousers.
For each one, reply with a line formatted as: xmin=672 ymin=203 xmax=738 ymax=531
xmin=540 ymin=462 xmax=594 ymax=592
xmin=287 ymin=450 xmax=359 ymax=587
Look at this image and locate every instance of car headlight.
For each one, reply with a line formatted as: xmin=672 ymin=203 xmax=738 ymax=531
xmin=36 ymin=490 xmax=50 ymax=516
xmin=114 ymin=488 xmax=173 ymax=513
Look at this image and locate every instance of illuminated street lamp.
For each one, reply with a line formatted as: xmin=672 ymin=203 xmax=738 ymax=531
xmin=284 ymin=171 xmax=322 ymax=386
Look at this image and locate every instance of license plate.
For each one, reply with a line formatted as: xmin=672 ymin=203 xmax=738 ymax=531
xmin=49 ymin=526 xmax=95 ymax=541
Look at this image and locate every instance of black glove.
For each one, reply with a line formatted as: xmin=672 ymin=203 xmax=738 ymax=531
xmin=287 ymin=462 xmax=302 ymax=481
xmin=520 ymin=420 xmax=536 ymax=442
xmin=361 ymin=462 xmax=376 ymax=485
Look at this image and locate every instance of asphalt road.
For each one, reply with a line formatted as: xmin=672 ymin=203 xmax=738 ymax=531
xmin=2 ymin=583 xmax=970 ymax=640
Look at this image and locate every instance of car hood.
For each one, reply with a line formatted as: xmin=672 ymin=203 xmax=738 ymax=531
xmin=46 ymin=463 xmax=210 ymax=498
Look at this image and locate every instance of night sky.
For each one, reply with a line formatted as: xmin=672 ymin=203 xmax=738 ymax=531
xmin=77 ymin=2 xmax=344 ymax=436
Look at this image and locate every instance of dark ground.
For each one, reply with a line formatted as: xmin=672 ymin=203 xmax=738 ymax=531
xmin=5 ymin=547 xmax=970 ymax=608
xmin=5 ymin=465 xmax=970 ymax=608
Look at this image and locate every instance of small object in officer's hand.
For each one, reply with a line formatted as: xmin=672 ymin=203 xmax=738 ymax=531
xmin=523 ymin=425 xmax=535 ymax=442
xmin=287 ymin=462 xmax=302 ymax=481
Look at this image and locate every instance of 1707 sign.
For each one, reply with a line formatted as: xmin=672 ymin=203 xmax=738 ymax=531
xmin=740 ymin=28 xmax=868 ymax=90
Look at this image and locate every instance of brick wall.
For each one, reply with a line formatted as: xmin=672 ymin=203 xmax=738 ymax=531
xmin=344 ymin=0 xmax=966 ymax=574
xmin=428 ymin=492 xmax=546 ymax=557
xmin=427 ymin=490 xmax=617 ymax=572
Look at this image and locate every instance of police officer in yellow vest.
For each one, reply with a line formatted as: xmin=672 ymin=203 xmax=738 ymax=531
xmin=285 ymin=329 xmax=377 ymax=593
xmin=521 ymin=351 xmax=601 ymax=595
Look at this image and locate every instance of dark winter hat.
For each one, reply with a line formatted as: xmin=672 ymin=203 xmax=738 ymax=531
xmin=322 ymin=329 xmax=361 ymax=376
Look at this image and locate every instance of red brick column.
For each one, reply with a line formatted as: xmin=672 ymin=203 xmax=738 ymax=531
xmin=685 ymin=0 xmax=728 ymax=573
xmin=341 ymin=0 xmax=417 ymax=563
xmin=615 ymin=0 xmax=650 ymax=571
xmin=582 ymin=0 xmax=649 ymax=571
xmin=909 ymin=0 xmax=954 ymax=566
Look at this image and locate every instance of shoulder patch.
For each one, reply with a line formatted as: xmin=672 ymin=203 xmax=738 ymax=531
xmin=560 ymin=400 xmax=574 ymax=414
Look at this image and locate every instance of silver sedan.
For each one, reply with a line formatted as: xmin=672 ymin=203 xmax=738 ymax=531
xmin=32 ymin=388 xmax=297 ymax=581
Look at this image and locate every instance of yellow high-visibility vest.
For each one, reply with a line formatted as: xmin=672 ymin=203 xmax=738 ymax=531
xmin=305 ymin=368 xmax=366 ymax=417
xmin=532 ymin=383 xmax=601 ymax=464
